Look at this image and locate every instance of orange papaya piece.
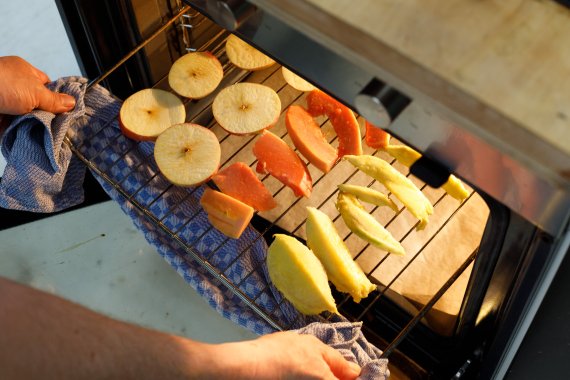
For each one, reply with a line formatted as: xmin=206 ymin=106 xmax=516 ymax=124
xmin=252 ymin=130 xmax=313 ymax=198
xmin=285 ymin=105 xmax=338 ymax=173
xmin=212 ymin=162 xmax=277 ymax=211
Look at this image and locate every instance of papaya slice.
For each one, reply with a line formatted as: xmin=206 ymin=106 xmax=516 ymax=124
xmin=384 ymin=145 xmax=469 ymax=201
xmin=252 ymin=130 xmax=313 ymax=198
xmin=285 ymin=105 xmax=338 ymax=173
xmin=306 ymin=90 xmax=363 ymax=157
xmin=200 ymin=188 xmax=254 ymax=239
xmin=212 ymin=162 xmax=277 ymax=211
xmin=267 ymin=234 xmax=337 ymax=315
xmin=365 ymin=120 xmax=391 ymax=149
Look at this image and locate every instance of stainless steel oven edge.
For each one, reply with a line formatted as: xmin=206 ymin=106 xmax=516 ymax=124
xmin=187 ymin=0 xmax=570 ymax=238
xmin=486 ymin=227 xmax=570 ymax=379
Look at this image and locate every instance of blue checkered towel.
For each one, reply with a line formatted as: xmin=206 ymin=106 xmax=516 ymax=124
xmin=0 ymin=77 xmax=389 ymax=378
xmin=0 ymin=77 xmax=89 ymax=211
xmin=296 ymin=321 xmax=390 ymax=379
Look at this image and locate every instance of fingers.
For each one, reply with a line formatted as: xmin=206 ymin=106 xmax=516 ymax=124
xmin=321 ymin=347 xmax=361 ymax=380
xmin=36 ymin=86 xmax=76 ymax=114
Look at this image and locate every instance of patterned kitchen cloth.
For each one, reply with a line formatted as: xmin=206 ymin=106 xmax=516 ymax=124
xmin=0 ymin=77 xmax=389 ymax=377
xmin=296 ymin=321 xmax=390 ymax=380
xmin=0 ymin=77 xmax=91 ymax=212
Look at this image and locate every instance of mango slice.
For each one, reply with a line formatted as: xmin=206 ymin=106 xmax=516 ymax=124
xmin=441 ymin=175 xmax=470 ymax=202
xmin=345 ymin=154 xmax=433 ymax=230
xmin=337 ymin=183 xmax=398 ymax=212
xmin=384 ymin=144 xmax=469 ymax=202
xmin=306 ymin=207 xmax=376 ymax=303
xmin=336 ymin=193 xmax=406 ymax=256
xmin=267 ymin=234 xmax=337 ymax=315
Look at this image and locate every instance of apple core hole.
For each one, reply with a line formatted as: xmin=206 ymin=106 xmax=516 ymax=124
xmin=240 ymin=104 xmax=249 ymax=111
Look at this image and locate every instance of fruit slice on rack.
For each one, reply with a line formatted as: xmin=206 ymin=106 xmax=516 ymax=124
xmin=336 ymin=192 xmax=406 ymax=256
xmin=212 ymin=162 xmax=277 ymax=211
xmin=168 ymin=51 xmax=223 ymax=99
xmin=306 ymin=90 xmax=363 ymax=157
xmin=365 ymin=120 xmax=391 ymax=149
xmin=384 ymin=145 xmax=469 ymax=201
xmin=252 ymin=130 xmax=313 ymax=198
xmin=120 ymin=88 xmax=186 ymax=141
xmin=213 ymin=83 xmax=281 ymax=135
xmin=200 ymin=187 xmax=254 ymax=239
xmin=384 ymin=144 xmax=421 ymax=167
xmin=306 ymin=207 xmax=376 ymax=303
xmin=285 ymin=105 xmax=337 ymax=173
xmin=282 ymin=67 xmax=316 ymax=92
xmin=225 ymin=34 xmax=275 ymax=71
xmin=267 ymin=234 xmax=337 ymax=315
xmin=337 ymin=183 xmax=398 ymax=212
xmin=345 ymin=154 xmax=433 ymax=230
xmin=154 ymin=123 xmax=221 ymax=187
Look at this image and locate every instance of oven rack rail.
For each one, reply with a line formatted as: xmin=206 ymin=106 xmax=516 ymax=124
xmin=66 ymin=5 xmax=480 ymax=357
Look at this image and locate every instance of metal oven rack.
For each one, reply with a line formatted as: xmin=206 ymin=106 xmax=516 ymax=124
xmin=65 ymin=5 xmax=482 ymax=359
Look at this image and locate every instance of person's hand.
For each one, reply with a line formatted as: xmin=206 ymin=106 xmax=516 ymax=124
xmin=0 ymin=56 xmax=75 ymax=115
xmin=210 ymin=331 xmax=361 ymax=380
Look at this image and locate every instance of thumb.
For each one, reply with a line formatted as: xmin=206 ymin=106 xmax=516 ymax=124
xmin=322 ymin=348 xmax=361 ymax=380
xmin=36 ymin=86 xmax=76 ymax=114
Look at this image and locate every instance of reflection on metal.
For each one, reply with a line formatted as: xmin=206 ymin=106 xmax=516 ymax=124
xmin=392 ymin=103 xmax=570 ymax=236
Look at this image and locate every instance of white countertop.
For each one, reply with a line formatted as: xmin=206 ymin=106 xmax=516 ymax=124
xmin=0 ymin=201 xmax=256 ymax=343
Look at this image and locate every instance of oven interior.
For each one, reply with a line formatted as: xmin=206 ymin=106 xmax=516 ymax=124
xmin=56 ymin=2 xmax=554 ymax=379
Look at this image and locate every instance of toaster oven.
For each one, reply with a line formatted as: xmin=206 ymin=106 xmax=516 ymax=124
xmin=55 ymin=0 xmax=570 ymax=378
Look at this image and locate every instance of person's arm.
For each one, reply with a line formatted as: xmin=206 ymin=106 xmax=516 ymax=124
xmin=0 ymin=277 xmax=359 ymax=380
xmin=0 ymin=56 xmax=75 ymax=116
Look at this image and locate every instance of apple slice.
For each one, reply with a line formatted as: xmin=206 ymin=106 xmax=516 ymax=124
xmin=154 ymin=123 xmax=221 ymax=187
xmin=285 ymin=105 xmax=338 ymax=173
xmin=253 ymin=130 xmax=313 ymax=198
xmin=282 ymin=67 xmax=316 ymax=92
xmin=168 ymin=51 xmax=223 ymax=99
xmin=225 ymin=34 xmax=275 ymax=71
xmin=200 ymin=187 xmax=254 ymax=239
xmin=120 ymin=88 xmax=185 ymax=141
xmin=212 ymin=83 xmax=281 ymax=135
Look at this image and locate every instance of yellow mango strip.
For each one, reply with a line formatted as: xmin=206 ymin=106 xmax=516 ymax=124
xmin=384 ymin=144 xmax=469 ymax=202
xmin=345 ymin=155 xmax=433 ymax=230
xmin=306 ymin=207 xmax=376 ymax=303
xmin=336 ymin=193 xmax=406 ymax=256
